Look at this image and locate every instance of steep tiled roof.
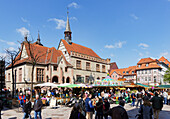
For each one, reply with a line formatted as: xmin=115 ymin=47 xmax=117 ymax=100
xmin=7 ymin=42 xmax=71 ymax=69
xmin=61 ymin=39 xmax=100 ymax=58
xmin=137 ymin=57 xmax=155 ymax=64
xmin=136 ymin=58 xmax=161 ymax=70
xmin=159 ymin=56 xmax=170 ymax=67
xmin=110 ymin=66 xmax=136 ymax=76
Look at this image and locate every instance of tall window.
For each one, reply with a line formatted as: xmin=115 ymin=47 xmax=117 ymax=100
xmin=149 ymin=70 xmax=151 ymax=74
xmin=37 ymin=68 xmax=44 ymax=82
xmin=96 ymin=64 xmax=100 ymax=72
xmin=86 ymin=62 xmax=90 ymax=70
xmin=102 ymin=65 xmax=106 ymax=72
xmin=76 ymin=60 xmax=81 ymax=69
xmin=65 ymin=67 xmax=68 ymax=72
xmin=149 ymin=77 xmax=151 ymax=81
xmin=145 ymin=77 xmax=147 ymax=81
xmin=19 ymin=68 xmax=22 ymax=82
xmin=8 ymin=73 xmax=10 ymax=81
xmin=85 ymin=76 xmax=89 ymax=83
xmin=53 ymin=65 xmax=58 ymax=71
xmin=145 ymin=70 xmax=147 ymax=74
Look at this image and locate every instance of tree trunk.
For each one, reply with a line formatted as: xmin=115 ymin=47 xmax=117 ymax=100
xmin=11 ymin=57 xmax=15 ymax=98
xmin=30 ymin=64 xmax=35 ymax=101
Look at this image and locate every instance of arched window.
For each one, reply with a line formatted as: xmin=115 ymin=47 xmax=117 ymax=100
xmin=46 ymin=76 xmax=49 ymax=82
xmin=52 ymin=76 xmax=58 ymax=83
xmin=62 ymin=77 xmax=65 ymax=84
xmin=66 ymin=77 xmax=70 ymax=83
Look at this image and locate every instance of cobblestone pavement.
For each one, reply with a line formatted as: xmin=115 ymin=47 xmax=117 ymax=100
xmin=1 ymin=104 xmax=170 ymax=119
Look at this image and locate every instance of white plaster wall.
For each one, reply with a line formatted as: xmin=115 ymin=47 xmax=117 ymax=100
xmin=58 ymin=41 xmax=70 ymax=62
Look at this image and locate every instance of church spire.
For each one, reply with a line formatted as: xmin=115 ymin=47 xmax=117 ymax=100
xmin=65 ymin=10 xmax=71 ymax=32
xmin=35 ymin=31 xmax=43 ymax=46
xmin=64 ymin=8 xmax=72 ymax=44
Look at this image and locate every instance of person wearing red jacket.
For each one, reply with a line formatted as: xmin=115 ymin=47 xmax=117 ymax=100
xmin=18 ymin=93 xmax=26 ymax=108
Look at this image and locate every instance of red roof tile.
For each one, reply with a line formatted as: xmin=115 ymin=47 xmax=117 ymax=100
xmin=61 ymin=39 xmax=100 ymax=58
xmin=110 ymin=66 xmax=136 ymax=76
xmin=137 ymin=57 xmax=155 ymax=64
xmin=7 ymin=42 xmax=71 ymax=69
xmin=159 ymin=56 xmax=170 ymax=67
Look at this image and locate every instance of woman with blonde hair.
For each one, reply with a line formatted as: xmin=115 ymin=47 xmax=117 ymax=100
xmin=138 ymin=96 xmax=153 ymax=119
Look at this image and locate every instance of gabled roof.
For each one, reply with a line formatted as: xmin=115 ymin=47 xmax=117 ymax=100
xmin=61 ymin=39 xmax=100 ymax=58
xmin=7 ymin=42 xmax=71 ymax=69
xmin=110 ymin=66 xmax=136 ymax=76
xmin=159 ymin=56 xmax=170 ymax=67
xmin=136 ymin=57 xmax=161 ymax=70
xmin=137 ymin=57 xmax=155 ymax=64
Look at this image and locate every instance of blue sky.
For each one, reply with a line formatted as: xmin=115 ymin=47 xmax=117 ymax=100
xmin=0 ymin=0 xmax=170 ymax=68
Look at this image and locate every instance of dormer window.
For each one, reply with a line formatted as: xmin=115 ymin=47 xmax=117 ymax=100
xmin=146 ymin=63 xmax=149 ymax=67
xmin=132 ymin=71 xmax=134 ymax=74
xmin=123 ymin=71 xmax=125 ymax=73
xmin=138 ymin=65 xmax=141 ymax=68
xmin=126 ymin=71 xmax=129 ymax=74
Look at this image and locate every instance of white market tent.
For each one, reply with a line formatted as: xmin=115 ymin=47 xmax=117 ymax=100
xmin=34 ymin=82 xmax=60 ymax=88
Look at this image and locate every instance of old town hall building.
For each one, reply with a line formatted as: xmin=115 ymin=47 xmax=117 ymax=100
xmin=5 ymin=14 xmax=110 ymax=89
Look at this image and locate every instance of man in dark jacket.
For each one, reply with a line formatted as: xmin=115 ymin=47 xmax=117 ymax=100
xmin=23 ymin=98 xmax=32 ymax=119
xmin=0 ymin=98 xmax=3 ymax=119
xmin=107 ymin=100 xmax=129 ymax=119
xmin=85 ymin=94 xmax=94 ymax=119
xmin=79 ymin=94 xmax=86 ymax=117
xmin=103 ymin=98 xmax=110 ymax=119
xmin=136 ymin=91 xmax=143 ymax=108
xmin=34 ymin=95 xmax=43 ymax=119
xmin=150 ymin=92 xmax=163 ymax=119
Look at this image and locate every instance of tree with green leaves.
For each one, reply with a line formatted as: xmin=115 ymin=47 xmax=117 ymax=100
xmin=164 ymin=68 xmax=170 ymax=83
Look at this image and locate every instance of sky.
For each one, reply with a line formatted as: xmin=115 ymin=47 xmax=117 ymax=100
xmin=0 ymin=0 xmax=170 ymax=68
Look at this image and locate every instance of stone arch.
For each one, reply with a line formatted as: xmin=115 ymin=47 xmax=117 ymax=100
xmin=52 ymin=76 xmax=58 ymax=83
xmin=66 ymin=77 xmax=70 ymax=83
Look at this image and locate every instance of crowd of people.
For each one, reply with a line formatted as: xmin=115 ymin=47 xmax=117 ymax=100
xmin=68 ymin=89 xmax=169 ymax=119
xmin=0 ymin=87 xmax=170 ymax=119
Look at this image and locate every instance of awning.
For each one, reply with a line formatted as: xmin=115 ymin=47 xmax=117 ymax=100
xmin=157 ymin=85 xmax=170 ymax=88
xmin=136 ymin=83 xmax=150 ymax=88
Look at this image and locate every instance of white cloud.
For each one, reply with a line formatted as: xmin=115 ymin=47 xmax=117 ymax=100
xmin=105 ymin=41 xmax=126 ymax=49
xmin=70 ymin=17 xmax=77 ymax=21
xmin=0 ymin=52 xmax=7 ymax=58
xmin=138 ymin=43 xmax=149 ymax=49
xmin=0 ymin=39 xmax=16 ymax=46
xmin=110 ymin=54 xmax=114 ymax=58
xmin=16 ymin=27 xmax=30 ymax=36
xmin=7 ymin=42 xmax=16 ymax=46
xmin=8 ymin=47 xmax=16 ymax=51
xmin=160 ymin=52 xmax=170 ymax=59
xmin=48 ymin=18 xmax=66 ymax=29
xmin=21 ymin=17 xmax=30 ymax=26
xmin=130 ymin=14 xmax=139 ymax=20
xmin=105 ymin=45 xmax=114 ymax=49
xmin=68 ymin=2 xmax=79 ymax=8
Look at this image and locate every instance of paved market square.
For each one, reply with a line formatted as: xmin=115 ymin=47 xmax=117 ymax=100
xmin=1 ymin=104 xmax=170 ymax=119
